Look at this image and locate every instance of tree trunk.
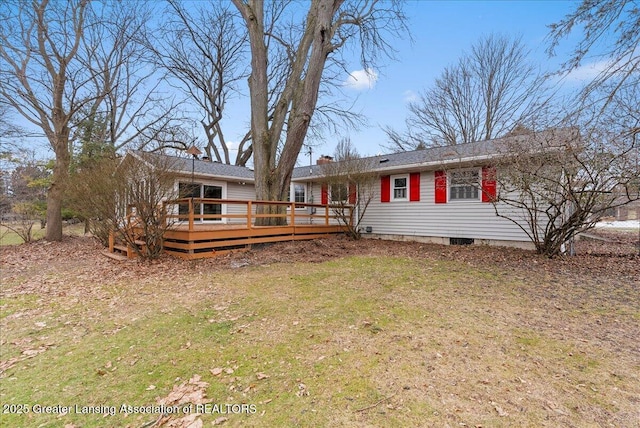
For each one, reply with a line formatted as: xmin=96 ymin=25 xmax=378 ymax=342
xmin=235 ymin=0 xmax=336 ymax=226
xmin=45 ymin=181 xmax=64 ymax=241
xmin=254 ymin=169 xmax=288 ymax=226
xmin=45 ymin=144 xmax=70 ymax=241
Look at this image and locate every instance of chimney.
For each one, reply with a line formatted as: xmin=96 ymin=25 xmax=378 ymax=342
xmin=317 ymin=155 xmax=334 ymax=165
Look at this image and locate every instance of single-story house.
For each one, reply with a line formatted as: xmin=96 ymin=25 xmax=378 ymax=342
xmin=121 ymin=128 xmax=578 ymax=251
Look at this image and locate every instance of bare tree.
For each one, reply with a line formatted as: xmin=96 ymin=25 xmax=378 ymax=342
xmin=2 ymin=202 xmax=39 ymax=243
xmin=0 ymin=153 xmax=50 ymax=243
xmin=78 ymin=2 xmax=182 ymax=153
xmin=1 ymin=1 xmax=179 ymax=241
xmin=148 ymin=0 xmax=251 ymax=165
xmin=320 ymin=138 xmax=377 ymax=239
xmin=113 ymin=153 xmax=179 ymax=259
xmin=385 ymin=34 xmax=546 ymax=150
xmin=0 ymin=0 xmax=94 ymax=240
xmin=547 ymin=0 xmax=639 ymax=104
xmin=232 ymin=0 xmax=408 ymax=225
xmin=0 ymin=105 xmax=25 ymax=146
xmin=491 ymin=115 xmax=639 ymax=258
xmin=66 ymin=156 xmax=120 ymax=245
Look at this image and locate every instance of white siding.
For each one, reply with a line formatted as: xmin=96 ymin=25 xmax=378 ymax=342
xmin=360 ymin=170 xmax=535 ymax=244
xmin=226 ymin=182 xmax=255 ymax=224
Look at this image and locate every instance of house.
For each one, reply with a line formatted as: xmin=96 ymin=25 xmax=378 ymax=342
xmin=116 ymin=128 xmax=577 ymax=258
xmin=291 ymin=128 xmax=579 ymax=249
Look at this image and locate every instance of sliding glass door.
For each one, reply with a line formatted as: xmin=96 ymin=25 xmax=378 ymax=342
xmin=202 ymin=185 xmax=222 ymax=219
xmin=178 ymin=182 xmax=223 ymax=222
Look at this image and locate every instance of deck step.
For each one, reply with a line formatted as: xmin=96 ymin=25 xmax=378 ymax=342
xmin=113 ymin=244 xmax=129 ymax=253
xmin=101 ymin=250 xmax=130 ymax=261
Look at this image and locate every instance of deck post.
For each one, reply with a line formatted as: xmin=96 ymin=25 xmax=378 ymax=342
xmin=188 ymin=198 xmax=194 ymax=231
xmin=247 ymin=200 xmax=252 ymax=229
xmin=108 ymin=230 xmax=114 ymax=253
xmin=290 ymin=202 xmax=295 ymax=226
xmin=325 ymin=205 xmax=329 ymax=225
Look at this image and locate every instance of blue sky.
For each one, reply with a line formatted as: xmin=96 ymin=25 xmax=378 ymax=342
xmin=12 ymin=1 xmax=598 ymax=164
xmin=327 ymin=0 xmax=586 ymax=159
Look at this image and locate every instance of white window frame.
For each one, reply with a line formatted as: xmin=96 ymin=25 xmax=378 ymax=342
xmin=330 ymin=182 xmax=349 ymax=204
xmin=290 ymin=183 xmax=307 ymax=208
xmin=176 ymin=180 xmax=227 ymax=222
xmin=449 ymin=169 xmax=480 ymax=201
xmin=391 ymin=174 xmax=409 ymax=201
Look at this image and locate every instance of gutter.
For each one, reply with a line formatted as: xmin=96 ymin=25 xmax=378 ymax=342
xmin=171 ymin=169 xmax=255 ymax=184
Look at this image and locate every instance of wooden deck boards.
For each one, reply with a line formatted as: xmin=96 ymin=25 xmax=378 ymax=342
xmin=107 ymin=199 xmax=352 ymax=260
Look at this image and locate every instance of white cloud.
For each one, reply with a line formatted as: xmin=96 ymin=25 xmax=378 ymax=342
xmin=562 ymin=60 xmax=612 ymax=83
xmin=344 ymin=68 xmax=378 ymax=90
xmin=403 ymin=90 xmax=418 ymax=103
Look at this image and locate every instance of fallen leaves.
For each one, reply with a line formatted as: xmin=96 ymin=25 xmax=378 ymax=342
xmin=0 ymin=343 xmax=55 ymax=376
xmin=157 ymin=374 xmax=210 ymax=407
xmin=491 ymin=401 xmax=509 ymax=417
xmin=212 ymin=416 xmax=228 ymax=425
xmin=154 ymin=375 xmax=210 ymax=428
xmin=1 ymin=232 xmax=638 ymax=427
xmin=2 ymin=233 xmax=636 ymax=306
xmin=159 ymin=413 xmax=203 ymax=428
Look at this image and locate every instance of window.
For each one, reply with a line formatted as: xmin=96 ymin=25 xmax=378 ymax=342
xmin=202 ymin=185 xmax=222 ymax=218
xmin=293 ymin=184 xmax=306 ymax=203
xmin=178 ymin=182 xmax=222 ymax=221
xmin=331 ymin=183 xmax=349 ymax=203
xmin=392 ymin=175 xmax=408 ymax=200
xmin=449 ymin=170 xmax=479 ymax=200
xmin=382 ymin=173 xmax=420 ymax=202
xmin=178 ymin=182 xmax=201 ymax=216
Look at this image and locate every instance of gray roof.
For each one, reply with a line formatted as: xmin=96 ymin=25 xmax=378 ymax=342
xmin=130 ymin=150 xmax=255 ymax=181
xmin=128 ymin=128 xmax=577 ymax=182
xmin=292 ymin=128 xmax=578 ymax=180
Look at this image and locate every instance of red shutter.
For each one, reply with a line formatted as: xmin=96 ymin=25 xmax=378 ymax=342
xmin=381 ymin=175 xmax=390 ymax=203
xmin=321 ymin=184 xmax=328 ymax=205
xmin=434 ymin=170 xmax=447 ymax=204
xmin=409 ymin=172 xmax=420 ymax=202
xmin=348 ymin=183 xmax=357 ymax=204
xmin=481 ymin=166 xmax=497 ymax=202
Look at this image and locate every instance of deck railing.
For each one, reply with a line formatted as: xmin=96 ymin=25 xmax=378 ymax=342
xmin=159 ymin=198 xmax=353 ymax=232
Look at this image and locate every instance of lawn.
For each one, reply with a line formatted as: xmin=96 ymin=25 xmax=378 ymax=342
xmin=0 ymin=235 xmax=638 ymax=427
xmin=0 ymin=223 xmax=85 ymax=246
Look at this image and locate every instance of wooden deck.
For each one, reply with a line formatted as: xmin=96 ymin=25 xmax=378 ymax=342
xmin=109 ymin=198 xmax=352 ymax=260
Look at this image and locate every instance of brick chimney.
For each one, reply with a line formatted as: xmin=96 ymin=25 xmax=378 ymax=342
xmin=317 ymin=155 xmax=334 ymax=165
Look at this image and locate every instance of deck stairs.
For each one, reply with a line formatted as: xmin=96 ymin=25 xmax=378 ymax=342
xmin=102 ymin=229 xmax=147 ymax=261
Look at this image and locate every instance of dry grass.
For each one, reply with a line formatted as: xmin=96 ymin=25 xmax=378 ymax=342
xmin=0 ymin=236 xmax=638 ymax=427
xmin=0 ymin=223 xmax=85 ymax=246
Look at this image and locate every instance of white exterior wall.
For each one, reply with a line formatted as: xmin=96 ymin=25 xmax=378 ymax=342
xmin=360 ymin=170 xmax=534 ymax=245
xmin=285 ymin=181 xmax=346 ymax=226
xmin=226 ymin=182 xmax=255 ymax=224
xmin=287 ymin=181 xmax=341 ymax=225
